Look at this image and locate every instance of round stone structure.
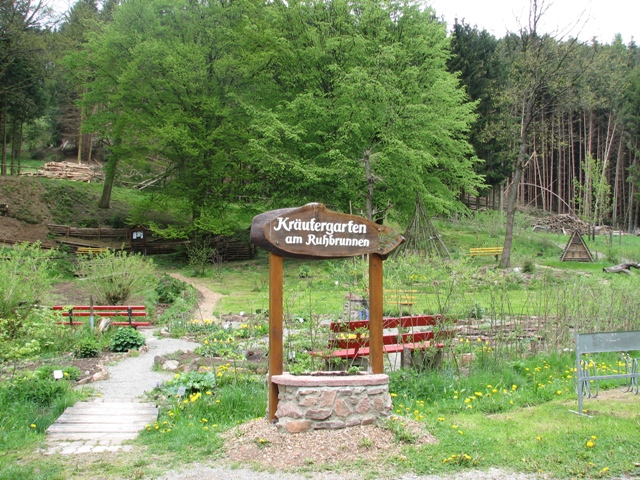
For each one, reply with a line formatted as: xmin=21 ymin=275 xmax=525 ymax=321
xmin=271 ymin=372 xmax=392 ymax=433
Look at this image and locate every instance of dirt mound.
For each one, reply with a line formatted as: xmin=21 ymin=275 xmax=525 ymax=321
xmin=0 ymin=176 xmax=130 ymax=247
xmin=0 ymin=216 xmax=54 ymax=246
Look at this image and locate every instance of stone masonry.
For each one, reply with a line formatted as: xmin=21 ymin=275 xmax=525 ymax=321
xmin=271 ymin=373 xmax=392 ymax=433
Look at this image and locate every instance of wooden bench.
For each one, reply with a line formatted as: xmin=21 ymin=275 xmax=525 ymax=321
xmin=53 ymin=305 xmax=151 ymax=328
xmin=468 ymin=247 xmax=503 ymax=259
xmin=76 ymin=247 xmax=110 ymax=255
xmin=326 ymin=315 xmax=456 ymax=368
xmin=385 ymin=289 xmax=418 ymax=313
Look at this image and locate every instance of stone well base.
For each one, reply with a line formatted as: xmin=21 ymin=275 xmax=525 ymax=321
xmin=271 ymin=372 xmax=392 ymax=433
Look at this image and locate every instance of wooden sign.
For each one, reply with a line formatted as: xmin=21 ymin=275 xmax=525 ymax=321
xmin=250 ymin=203 xmax=403 ymax=259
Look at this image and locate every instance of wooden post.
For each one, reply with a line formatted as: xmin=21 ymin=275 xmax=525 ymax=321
xmin=369 ymin=253 xmax=384 ymax=374
xmin=268 ymin=253 xmax=284 ymax=420
xmin=89 ymin=295 xmax=94 ymax=330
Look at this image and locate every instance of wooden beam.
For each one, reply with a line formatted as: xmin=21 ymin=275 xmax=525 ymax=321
xmin=268 ymin=253 xmax=284 ymax=420
xmin=369 ymin=253 xmax=384 ymax=374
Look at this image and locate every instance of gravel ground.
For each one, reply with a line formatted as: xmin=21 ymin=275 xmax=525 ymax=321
xmin=155 ymin=465 xmax=544 ymax=480
xmin=92 ymin=329 xmax=199 ymax=401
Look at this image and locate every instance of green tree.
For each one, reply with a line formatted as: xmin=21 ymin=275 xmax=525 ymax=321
xmin=248 ymin=0 xmax=483 ymax=221
xmin=499 ymin=0 xmax=584 ymax=267
xmin=0 ymin=243 xmax=57 ymax=339
xmin=67 ymin=0 xmax=264 ymax=218
xmin=0 ymin=0 xmax=51 ymax=175
xmin=448 ymin=20 xmax=509 ymax=188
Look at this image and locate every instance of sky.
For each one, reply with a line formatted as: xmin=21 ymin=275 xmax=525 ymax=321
xmin=49 ymin=0 xmax=637 ymax=45
xmin=428 ymin=0 xmax=638 ymax=44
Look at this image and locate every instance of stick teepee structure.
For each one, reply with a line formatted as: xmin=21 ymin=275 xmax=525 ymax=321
xmin=395 ymin=194 xmax=450 ymax=259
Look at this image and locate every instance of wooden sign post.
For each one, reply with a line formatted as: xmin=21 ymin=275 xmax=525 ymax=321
xmin=251 ymin=203 xmax=403 ymax=419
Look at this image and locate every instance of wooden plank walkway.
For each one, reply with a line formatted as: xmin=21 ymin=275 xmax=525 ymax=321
xmin=44 ymin=400 xmax=158 ymax=455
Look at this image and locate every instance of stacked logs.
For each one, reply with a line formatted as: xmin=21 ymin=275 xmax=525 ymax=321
xmin=22 ymin=162 xmax=103 ymax=182
xmin=532 ymin=214 xmax=589 ymax=234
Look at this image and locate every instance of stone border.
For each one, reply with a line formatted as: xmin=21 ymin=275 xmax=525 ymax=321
xmin=272 ymin=372 xmax=389 ymax=387
xmin=271 ymin=372 xmax=392 ymax=433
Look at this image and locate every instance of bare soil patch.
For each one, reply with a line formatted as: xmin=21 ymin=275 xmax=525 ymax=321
xmin=169 ymin=273 xmax=223 ymax=321
xmin=222 ymin=417 xmax=436 ymax=470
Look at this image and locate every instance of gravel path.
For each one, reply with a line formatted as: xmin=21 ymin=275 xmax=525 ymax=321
xmin=93 ymin=329 xmax=199 ymax=401
xmin=168 ymin=273 xmax=223 ymax=321
xmin=156 ymin=465 xmax=542 ymax=480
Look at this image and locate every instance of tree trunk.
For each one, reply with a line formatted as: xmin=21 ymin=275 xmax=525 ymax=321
xmin=1 ymin=98 xmax=7 ymax=176
xmin=364 ymin=149 xmax=373 ymax=222
xmin=99 ymin=155 xmax=119 ymax=209
xmin=501 ymin=98 xmax=533 ymax=268
xmin=16 ymin=121 xmax=23 ymax=175
xmin=10 ymin=115 xmax=17 ymax=175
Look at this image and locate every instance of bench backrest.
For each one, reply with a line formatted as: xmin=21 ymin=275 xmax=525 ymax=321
xmin=329 ymin=315 xmax=455 ymax=349
xmin=52 ymin=305 xmax=146 ymax=317
xmin=575 ymin=331 xmax=640 ymax=354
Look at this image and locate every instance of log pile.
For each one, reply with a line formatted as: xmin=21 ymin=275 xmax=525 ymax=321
xmin=532 ymin=214 xmax=589 ymax=234
xmin=22 ymin=162 xmax=103 ymax=182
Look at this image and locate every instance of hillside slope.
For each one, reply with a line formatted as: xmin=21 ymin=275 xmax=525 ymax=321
xmin=0 ymin=177 xmax=130 ymax=246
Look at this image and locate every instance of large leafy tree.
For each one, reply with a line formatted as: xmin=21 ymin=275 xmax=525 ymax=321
xmin=248 ymin=0 xmax=483 ymax=222
xmin=68 ymin=0 xmax=264 ymax=218
xmin=70 ymin=0 xmax=482 ymax=227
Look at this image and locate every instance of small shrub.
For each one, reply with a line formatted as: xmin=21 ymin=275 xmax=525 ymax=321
xmin=109 ymin=327 xmax=146 ymax=352
xmin=74 ymin=337 xmax=100 ymax=358
xmin=155 ymin=274 xmax=188 ymax=303
xmin=107 ymin=213 xmax=127 ymax=229
xmin=75 ymin=250 xmax=155 ymax=304
xmin=297 ymin=264 xmax=311 ymax=278
xmin=186 ymin=240 xmax=217 ymax=276
xmin=155 ymin=371 xmax=218 ymax=396
xmin=522 ymin=259 xmax=535 ymax=274
xmin=468 ymin=302 xmax=485 ymax=319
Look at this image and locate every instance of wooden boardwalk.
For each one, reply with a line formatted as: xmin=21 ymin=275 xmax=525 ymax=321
xmin=45 ymin=400 xmax=158 ymax=455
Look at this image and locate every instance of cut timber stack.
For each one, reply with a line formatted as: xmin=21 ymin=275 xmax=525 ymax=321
xmin=22 ymin=161 xmax=103 ymax=182
xmin=532 ymin=214 xmax=589 ymax=234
